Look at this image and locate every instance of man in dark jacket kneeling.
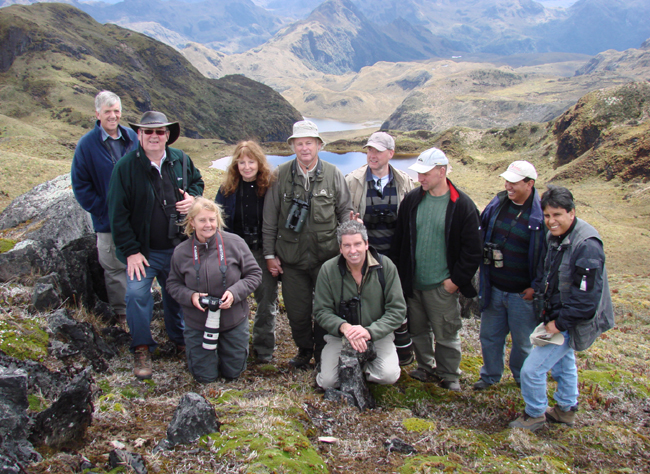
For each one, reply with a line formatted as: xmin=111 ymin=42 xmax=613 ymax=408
xmin=314 ymin=220 xmax=406 ymax=389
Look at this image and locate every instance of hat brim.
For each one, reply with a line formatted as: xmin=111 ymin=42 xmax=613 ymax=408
xmin=499 ymin=170 xmax=525 ymax=183
xmin=130 ymin=122 xmax=181 ymax=145
xmin=408 ymin=162 xmax=436 ymax=174
xmin=287 ymin=133 xmax=323 ymax=145
xmin=363 ymin=142 xmax=390 ymax=152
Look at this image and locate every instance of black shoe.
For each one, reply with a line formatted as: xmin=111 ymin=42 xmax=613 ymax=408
xmin=472 ymin=379 xmax=492 ymax=391
xmin=398 ymin=352 xmax=415 ymax=366
xmin=289 ymin=349 xmax=313 ymax=368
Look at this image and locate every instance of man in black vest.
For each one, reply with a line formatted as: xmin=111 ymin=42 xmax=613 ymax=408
xmin=510 ymin=185 xmax=614 ymax=431
xmin=108 ymin=111 xmax=204 ymax=380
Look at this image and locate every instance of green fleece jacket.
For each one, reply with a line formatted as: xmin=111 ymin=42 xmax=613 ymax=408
xmin=314 ymin=247 xmax=406 ymax=341
xmin=108 ymin=145 xmax=204 ymax=263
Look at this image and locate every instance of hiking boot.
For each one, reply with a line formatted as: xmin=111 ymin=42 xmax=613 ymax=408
xmin=546 ymin=405 xmax=577 ymax=427
xmin=440 ymin=379 xmax=461 ymax=392
xmin=176 ymin=344 xmax=186 ymax=357
xmin=289 ymin=348 xmax=313 ymax=368
xmin=473 ymin=379 xmax=492 ymax=391
xmin=255 ymin=354 xmax=273 ymax=364
xmin=409 ymin=367 xmax=438 ymax=382
xmin=509 ymin=412 xmax=546 ymax=431
xmin=133 ymin=346 xmax=152 ymax=380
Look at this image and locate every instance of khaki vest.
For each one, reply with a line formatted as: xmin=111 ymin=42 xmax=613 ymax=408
xmin=275 ymin=159 xmax=341 ymax=266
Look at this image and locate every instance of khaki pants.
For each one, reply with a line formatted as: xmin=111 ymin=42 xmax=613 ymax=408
xmin=408 ymin=286 xmax=462 ymax=382
xmin=97 ymin=232 xmax=127 ymax=315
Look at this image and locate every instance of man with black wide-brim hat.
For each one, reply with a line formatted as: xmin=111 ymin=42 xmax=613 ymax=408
xmin=108 ymin=111 xmax=204 ymax=380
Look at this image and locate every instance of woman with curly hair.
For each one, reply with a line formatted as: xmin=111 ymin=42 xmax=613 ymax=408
xmin=215 ymin=140 xmax=278 ymax=364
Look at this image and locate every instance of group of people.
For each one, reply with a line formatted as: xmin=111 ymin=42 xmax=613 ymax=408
xmin=71 ymin=90 xmax=614 ymax=431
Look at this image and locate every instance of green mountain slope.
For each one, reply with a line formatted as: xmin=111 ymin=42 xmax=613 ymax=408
xmin=0 ymin=3 xmax=302 ymax=143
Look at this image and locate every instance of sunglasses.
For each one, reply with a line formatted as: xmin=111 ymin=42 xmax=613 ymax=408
xmin=142 ymin=129 xmax=167 ymax=136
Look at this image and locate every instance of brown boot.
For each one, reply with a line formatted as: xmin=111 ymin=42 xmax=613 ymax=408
xmin=133 ymin=345 xmax=152 ymax=380
xmin=116 ymin=314 xmax=128 ymax=332
xmin=545 ymin=405 xmax=577 ymax=427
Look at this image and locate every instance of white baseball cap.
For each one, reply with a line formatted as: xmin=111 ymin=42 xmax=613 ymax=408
xmin=408 ymin=148 xmax=449 ymax=174
xmin=500 ymin=160 xmax=537 ymax=182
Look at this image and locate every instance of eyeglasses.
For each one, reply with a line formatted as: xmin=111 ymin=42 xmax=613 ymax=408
xmin=142 ymin=129 xmax=167 ymax=136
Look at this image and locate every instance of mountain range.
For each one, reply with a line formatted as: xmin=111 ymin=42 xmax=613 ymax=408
xmin=0 ymin=3 xmax=302 ymax=143
xmin=2 ymin=0 xmax=650 ymax=58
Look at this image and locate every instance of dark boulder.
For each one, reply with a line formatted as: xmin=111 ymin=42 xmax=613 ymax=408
xmin=0 ymin=174 xmax=106 ymax=309
xmin=384 ymin=437 xmax=417 ymax=454
xmin=32 ymin=274 xmax=62 ymax=311
xmin=0 ymin=367 xmax=42 ymax=470
xmin=108 ymin=449 xmax=147 ymax=474
xmin=0 ymin=353 xmax=72 ymax=400
xmin=47 ymin=309 xmax=116 ymax=372
xmin=166 ymin=392 xmax=220 ymax=446
xmin=29 ymin=370 xmax=93 ymax=451
xmin=323 ymin=338 xmax=376 ymax=411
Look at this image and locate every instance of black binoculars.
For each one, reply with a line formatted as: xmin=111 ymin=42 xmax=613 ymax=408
xmin=339 ymin=296 xmax=360 ymax=326
xmin=363 ymin=209 xmax=397 ymax=229
xmin=483 ymin=242 xmax=504 ymax=268
xmin=285 ymin=198 xmax=310 ymax=233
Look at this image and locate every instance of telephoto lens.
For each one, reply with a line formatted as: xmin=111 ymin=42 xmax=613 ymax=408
xmin=202 ymin=308 xmax=221 ymax=350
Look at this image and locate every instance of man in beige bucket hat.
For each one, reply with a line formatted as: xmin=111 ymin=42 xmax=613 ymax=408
xmin=263 ymin=120 xmax=353 ymax=368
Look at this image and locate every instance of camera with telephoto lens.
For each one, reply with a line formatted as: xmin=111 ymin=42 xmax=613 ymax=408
xmin=199 ymin=296 xmax=222 ymax=350
xmin=363 ymin=209 xmax=397 ymax=229
xmin=339 ymin=296 xmax=360 ymax=326
xmin=284 ymin=198 xmax=310 ymax=233
xmin=243 ymin=225 xmax=261 ymax=250
xmin=483 ymin=242 xmax=504 ymax=268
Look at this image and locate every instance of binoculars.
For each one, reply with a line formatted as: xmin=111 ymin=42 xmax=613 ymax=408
xmin=285 ymin=198 xmax=310 ymax=233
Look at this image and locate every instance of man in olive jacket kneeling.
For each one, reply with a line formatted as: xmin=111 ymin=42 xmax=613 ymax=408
xmin=314 ymin=220 xmax=406 ymax=389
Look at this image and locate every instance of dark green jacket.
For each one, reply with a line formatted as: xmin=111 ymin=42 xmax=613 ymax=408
xmin=314 ymin=247 xmax=406 ymax=342
xmin=108 ymin=145 xmax=204 ymax=263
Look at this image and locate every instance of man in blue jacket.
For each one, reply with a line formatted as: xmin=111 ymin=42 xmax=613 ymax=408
xmin=473 ymin=161 xmax=547 ymax=390
xmin=71 ymin=91 xmax=138 ymax=328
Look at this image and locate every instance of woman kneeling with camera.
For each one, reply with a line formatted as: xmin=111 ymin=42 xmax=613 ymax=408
xmin=167 ymin=197 xmax=262 ymax=383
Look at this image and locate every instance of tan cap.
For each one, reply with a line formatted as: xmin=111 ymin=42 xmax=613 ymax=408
xmin=364 ymin=132 xmax=395 ymax=151
xmin=287 ymin=120 xmax=323 ymax=144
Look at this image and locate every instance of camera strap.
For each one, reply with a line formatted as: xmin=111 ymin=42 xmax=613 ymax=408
xmin=290 ymin=159 xmax=313 ymax=207
xmin=192 ymin=232 xmax=228 ymax=291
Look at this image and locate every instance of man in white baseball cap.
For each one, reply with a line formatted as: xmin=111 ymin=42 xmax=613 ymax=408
xmin=345 ymin=131 xmax=415 ymax=365
xmin=473 ymin=160 xmax=546 ymax=391
xmin=263 ymin=120 xmax=353 ymax=369
xmin=390 ymin=148 xmax=482 ymax=391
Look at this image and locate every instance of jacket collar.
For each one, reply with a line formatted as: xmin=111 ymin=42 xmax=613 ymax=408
xmin=418 ymin=178 xmax=459 ymax=202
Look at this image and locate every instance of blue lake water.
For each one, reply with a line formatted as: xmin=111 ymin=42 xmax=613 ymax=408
xmin=267 ymin=151 xmax=419 ymax=178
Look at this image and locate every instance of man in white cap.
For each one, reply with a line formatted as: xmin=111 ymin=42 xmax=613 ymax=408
xmin=345 ymin=131 xmax=415 ymax=365
xmin=390 ymin=147 xmax=482 ymax=391
xmin=262 ymin=120 xmax=353 ymax=368
xmin=473 ymin=160 xmax=547 ymax=390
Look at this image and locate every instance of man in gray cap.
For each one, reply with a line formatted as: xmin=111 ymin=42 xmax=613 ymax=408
xmin=108 ymin=111 xmax=204 ymax=380
xmin=473 ymin=160 xmax=546 ymax=391
xmin=345 ymin=131 xmax=415 ymax=365
xmin=263 ymin=120 xmax=353 ymax=368
xmin=390 ymin=148 xmax=482 ymax=391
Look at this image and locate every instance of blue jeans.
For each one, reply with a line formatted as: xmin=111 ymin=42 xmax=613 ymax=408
xmin=479 ymin=287 xmax=537 ymax=384
xmin=125 ymin=248 xmax=184 ymax=351
xmin=519 ymin=331 xmax=578 ymax=418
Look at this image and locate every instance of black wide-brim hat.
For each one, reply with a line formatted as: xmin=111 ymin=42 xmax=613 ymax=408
xmin=129 ymin=111 xmax=180 ymax=145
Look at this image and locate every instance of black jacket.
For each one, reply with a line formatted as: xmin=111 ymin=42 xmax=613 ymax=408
xmin=389 ymin=179 xmax=482 ymax=298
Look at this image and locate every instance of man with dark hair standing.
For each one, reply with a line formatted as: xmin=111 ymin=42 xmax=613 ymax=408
xmin=345 ymin=131 xmax=415 ymax=366
xmin=473 ymin=161 xmax=546 ymax=390
xmin=71 ymin=91 xmax=138 ymax=329
xmin=263 ymin=120 xmax=353 ymax=368
xmin=510 ymin=185 xmax=614 ymax=431
xmin=390 ymin=148 xmax=482 ymax=391
xmin=108 ymin=111 xmax=204 ymax=380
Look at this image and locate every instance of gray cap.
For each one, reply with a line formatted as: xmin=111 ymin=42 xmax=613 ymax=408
xmin=287 ymin=120 xmax=323 ymax=144
xmin=408 ymin=148 xmax=449 ymax=174
xmin=364 ymin=132 xmax=395 ymax=152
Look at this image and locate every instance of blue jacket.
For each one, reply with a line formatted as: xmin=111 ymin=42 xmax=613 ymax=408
xmin=71 ymin=121 xmax=138 ymax=232
xmin=478 ymin=188 xmax=546 ymax=310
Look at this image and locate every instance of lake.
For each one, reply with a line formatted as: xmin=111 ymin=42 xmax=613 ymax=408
xmin=211 ymin=151 xmax=420 ymax=180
